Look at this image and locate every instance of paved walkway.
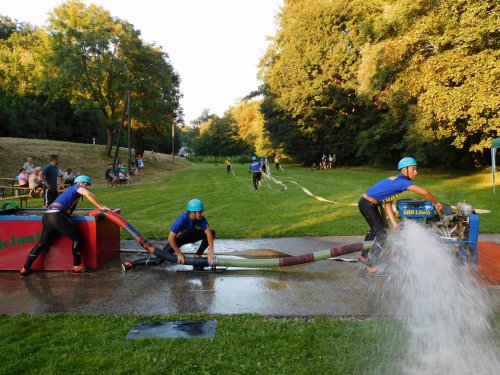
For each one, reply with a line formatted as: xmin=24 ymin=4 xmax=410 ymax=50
xmin=0 ymin=236 xmax=498 ymax=316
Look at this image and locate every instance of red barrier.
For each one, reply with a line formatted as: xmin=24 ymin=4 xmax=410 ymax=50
xmin=0 ymin=210 xmax=120 ymax=271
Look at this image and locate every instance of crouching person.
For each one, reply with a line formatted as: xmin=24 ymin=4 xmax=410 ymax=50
xmin=122 ymin=199 xmax=215 ymax=271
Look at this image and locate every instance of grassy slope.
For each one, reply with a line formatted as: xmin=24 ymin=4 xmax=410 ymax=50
xmin=0 ymin=137 xmax=190 ymax=187
xmin=2 ymin=137 xmax=498 ymax=236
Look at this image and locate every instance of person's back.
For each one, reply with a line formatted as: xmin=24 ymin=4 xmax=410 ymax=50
xmin=17 ymin=168 xmax=29 ymax=186
xmin=40 ymin=154 xmax=60 ymax=206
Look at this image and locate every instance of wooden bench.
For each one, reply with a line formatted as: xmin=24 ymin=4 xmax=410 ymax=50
xmin=0 ymin=185 xmax=34 ymax=208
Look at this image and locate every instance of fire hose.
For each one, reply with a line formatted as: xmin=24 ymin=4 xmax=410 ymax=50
xmin=89 ymin=209 xmax=367 ymax=268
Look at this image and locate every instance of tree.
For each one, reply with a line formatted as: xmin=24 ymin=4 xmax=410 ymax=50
xmin=43 ymin=0 xmax=180 ymax=156
xmin=193 ymin=115 xmax=251 ymax=157
xmin=259 ymin=0 xmax=499 ymax=167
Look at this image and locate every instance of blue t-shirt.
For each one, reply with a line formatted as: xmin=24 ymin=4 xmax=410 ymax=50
xmin=249 ymin=161 xmax=261 ymax=172
xmin=42 ymin=163 xmax=59 ymax=191
xmin=170 ymin=212 xmax=209 ymax=237
xmin=48 ymin=184 xmax=81 ymax=212
xmin=365 ymin=174 xmax=414 ymax=203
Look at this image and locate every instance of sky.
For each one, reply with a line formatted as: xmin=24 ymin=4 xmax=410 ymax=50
xmin=2 ymin=0 xmax=282 ymax=124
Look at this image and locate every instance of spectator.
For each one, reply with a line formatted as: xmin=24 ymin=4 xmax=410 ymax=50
xmin=23 ymin=157 xmax=35 ymax=175
xmin=274 ymin=155 xmax=280 ymax=171
xmin=28 ymin=167 xmax=44 ymax=196
xmin=63 ymin=168 xmax=75 ymax=186
xmin=120 ymin=162 xmax=129 ymax=176
xmin=28 ymin=167 xmax=43 ymax=189
xmin=118 ymin=167 xmax=132 ymax=184
xmin=39 ymin=154 xmax=60 ymax=207
xmin=105 ymin=163 xmax=118 ymax=188
xmin=136 ymin=155 xmax=144 ymax=175
xmin=17 ymin=168 xmax=29 ymax=187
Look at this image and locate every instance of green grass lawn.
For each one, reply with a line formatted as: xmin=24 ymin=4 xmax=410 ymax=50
xmin=0 ymin=313 xmax=406 ymax=374
xmin=3 ymin=137 xmax=497 ymax=237
xmin=1 ymin=313 xmax=498 ymax=374
xmin=3 ymin=143 xmax=499 ymax=374
xmin=80 ymin=163 xmax=498 ymax=238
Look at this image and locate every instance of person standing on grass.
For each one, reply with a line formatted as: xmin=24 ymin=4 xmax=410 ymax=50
xmin=274 ymin=154 xmax=280 ymax=171
xmin=136 ymin=155 xmax=144 ymax=175
xmin=20 ymin=176 xmax=110 ymax=276
xmin=358 ymin=157 xmax=442 ymax=274
xmin=122 ymin=199 xmax=215 ymax=271
xmin=224 ymin=157 xmax=232 ymax=174
xmin=248 ymin=156 xmax=262 ymax=192
xmin=39 ymin=154 xmax=60 ymax=207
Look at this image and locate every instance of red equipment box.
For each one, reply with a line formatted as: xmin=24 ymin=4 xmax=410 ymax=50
xmin=0 ymin=208 xmax=120 ymax=271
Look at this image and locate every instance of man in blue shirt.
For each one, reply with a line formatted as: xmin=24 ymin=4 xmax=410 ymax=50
xmin=122 ymin=199 xmax=215 ymax=271
xmin=358 ymin=157 xmax=442 ymax=274
xmin=40 ymin=154 xmax=60 ymax=207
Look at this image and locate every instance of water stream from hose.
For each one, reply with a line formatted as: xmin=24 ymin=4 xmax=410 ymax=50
xmin=382 ymin=221 xmax=499 ymax=374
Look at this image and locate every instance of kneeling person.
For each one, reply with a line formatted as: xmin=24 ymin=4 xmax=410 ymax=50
xmin=123 ymin=199 xmax=215 ymax=271
xmin=20 ymin=176 xmax=109 ymax=276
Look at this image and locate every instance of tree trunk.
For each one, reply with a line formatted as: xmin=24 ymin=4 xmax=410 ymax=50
xmin=105 ymin=123 xmax=113 ymax=156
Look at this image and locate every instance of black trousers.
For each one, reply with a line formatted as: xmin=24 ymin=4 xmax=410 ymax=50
xmin=44 ymin=188 xmax=59 ymax=207
xmin=24 ymin=211 xmax=84 ymax=269
xmin=129 ymin=229 xmax=216 ymax=267
xmin=358 ymin=197 xmax=387 ymax=266
xmin=252 ymin=172 xmax=261 ymax=190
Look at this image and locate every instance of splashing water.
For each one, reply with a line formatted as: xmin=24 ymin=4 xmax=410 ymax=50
xmin=383 ymin=221 xmax=500 ymax=374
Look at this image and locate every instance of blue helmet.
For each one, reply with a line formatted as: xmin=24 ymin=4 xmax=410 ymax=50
xmin=252 ymin=156 xmax=257 ymax=161
xmin=74 ymin=175 xmax=92 ymax=185
xmin=398 ymin=157 xmax=418 ymax=170
xmin=187 ymin=199 xmax=204 ymax=212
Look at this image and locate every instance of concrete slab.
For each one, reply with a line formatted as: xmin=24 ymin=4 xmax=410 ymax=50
xmin=1 ymin=236 xmax=499 ymax=316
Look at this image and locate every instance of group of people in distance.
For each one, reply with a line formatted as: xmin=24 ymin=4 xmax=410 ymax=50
xmin=105 ymin=162 xmax=133 ymax=188
xmin=18 ymin=152 xmax=441 ymax=278
xmin=16 ymin=156 xmax=78 ymax=199
xmin=311 ymin=153 xmax=336 ymax=171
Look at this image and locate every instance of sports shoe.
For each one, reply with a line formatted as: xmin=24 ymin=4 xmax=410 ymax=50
xmin=357 ymin=255 xmax=369 ymax=264
xmin=19 ymin=267 xmax=32 ymax=276
xmin=366 ymin=266 xmax=387 ymax=276
xmin=72 ymin=264 xmax=95 ymax=273
xmin=122 ymin=262 xmax=133 ymax=271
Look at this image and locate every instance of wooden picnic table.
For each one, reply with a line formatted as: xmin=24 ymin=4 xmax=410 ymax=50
xmin=0 ymin=185 xmax=34 ymax=208
xmin=0 ymin=178 xmax=16 ymax=186
xmin=0 ymin=185 xmax=32 ymax=195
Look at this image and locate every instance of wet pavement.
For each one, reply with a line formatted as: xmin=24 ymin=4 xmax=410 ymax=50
xmin=1 ymin=235 xmax=499 ymax=317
